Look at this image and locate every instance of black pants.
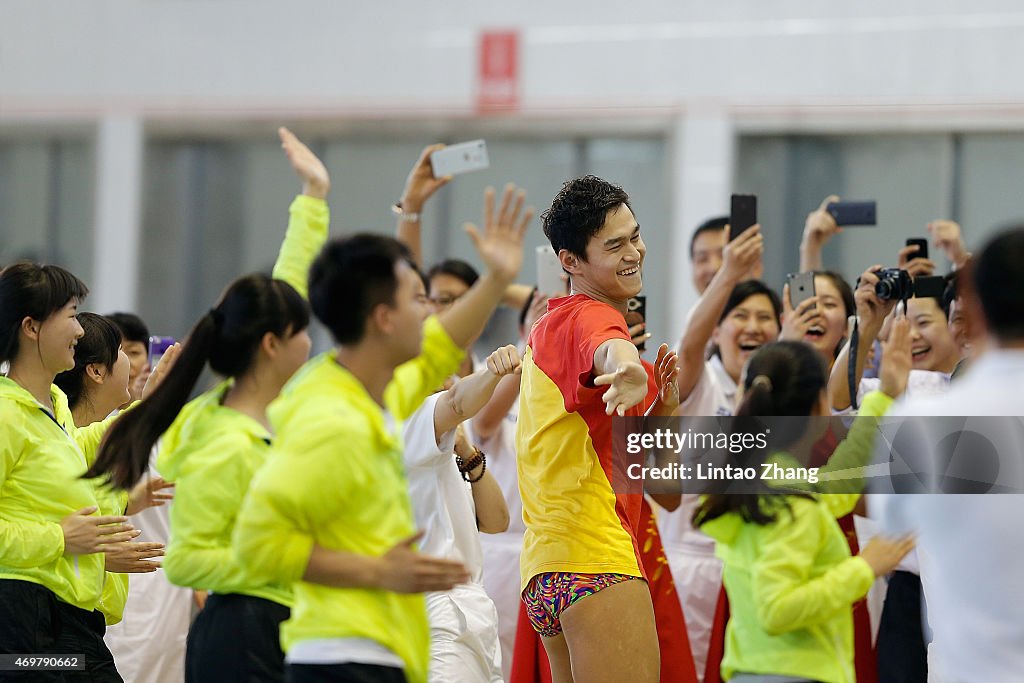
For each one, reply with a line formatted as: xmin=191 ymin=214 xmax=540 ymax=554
xmin=877 ymin=571 xmax=928 ymax=683
xmin=0 ymin=579 xmax=121 ymax=682
xmin=286 ymin=663 xmax=407 ymax=683
xmin=185 ymin=593 xmax=290 ymax=683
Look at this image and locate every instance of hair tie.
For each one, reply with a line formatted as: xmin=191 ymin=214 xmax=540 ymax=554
xmin=751 ymin=374 xmax=773 ymax=391
xmin=208 ymin=308 xmax=225 ymax=328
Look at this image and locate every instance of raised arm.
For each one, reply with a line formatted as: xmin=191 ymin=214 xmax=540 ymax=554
xmin=799 ymin=195 xmax=841 ymax=272
xmin=435 ymin=184 xmax=533 ymax=348
xmin=434 ymin=345 xmax=521 ymax=438
xmin=271 ymin=127 xmax=331 ymax=299
xmin=676 ymin=225 xmax=763 ymax=402
xmin=828 ymin=266 xmax=896 ymax=411
xmin=395 ymin=144 xmax=451 ymax=268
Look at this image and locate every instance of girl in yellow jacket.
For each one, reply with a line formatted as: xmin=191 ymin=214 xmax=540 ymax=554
xmin=694 ymin=322 xmax=917 ymax=683
xmin=84 ymin=127 xmax=328 ymax=683
xmin=0 ymin=263 xmax=140 ymax=682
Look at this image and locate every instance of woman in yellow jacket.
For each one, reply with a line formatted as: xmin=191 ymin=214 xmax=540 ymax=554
xmin=85 ymin=127 xmax=328 ymax=683
xmin=694 ymin=321 xmax=917 ymax=683
xmin=55 ymin=312 xmax=170 ymax=630
xmin=0 ymin=263 xmax=141 ymax=682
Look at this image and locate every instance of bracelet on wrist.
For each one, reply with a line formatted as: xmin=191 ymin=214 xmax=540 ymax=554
xmin=455 ymin=447 xmax=487 ymax=483
xmin=392 ymin=201 xmax=421 ymax=223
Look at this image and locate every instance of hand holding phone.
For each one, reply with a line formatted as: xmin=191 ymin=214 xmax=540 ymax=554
xmin=430 ymin=140 xmax=489 ymax=179
xmin=625 ymin=295 xmax=647 ymax=352
xmin=826 ymin=201 xmax=877 ymax=226
xmin=905 ymin=238 xmax=929 ymax=261
xmin=787 ymin=272 xmax=817 ymax=309
xmin=730 ymin=194 xmax=757 ymax=241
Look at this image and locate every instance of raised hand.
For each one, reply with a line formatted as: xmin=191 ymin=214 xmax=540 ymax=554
xmin=854 ymin=266 xmax=897 ymax=335
xmin=463 ymin=184 xmax=535 ymax=286
xmin=721 ymin=225 xmax=764 ymax=282
xmin=879 ymin=304 xmax=912 ymax=399
xmin=897 ymin=244 xmax=936 ymax=279
xmin=125 ymin=475 xmax=175 ymax=516
xmin=60 ymin=507 xmax=138 ymax=555
xmin=375 ymin=531 xmax=470 ymax=593
xmin=141 ymin=342 xmax=181 ymax=400
xmin=803 ymin=195 xmax=842 ymax=248
xmin=653 ymin=344 xmax=680 ymax=411
xmin=779 ymin=284 xmax=825 ymax=342
xmin=927 ymin=220 xmax=969 ymax=266
xmin=400 ymin=144 xmax=451 ymax=213
xmin=103 ymin=541 xmax=165 ymax=574
xmin=279 ymin=127 xmax=330 ymax=200
xmin=485 ymin=344 xmax=522 ymax=378
xmin=594 ymin=361 xmax=649 ymax=416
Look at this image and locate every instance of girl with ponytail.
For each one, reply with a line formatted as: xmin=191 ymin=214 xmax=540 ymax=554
xmin=693 ymin=322 xmax=917 ymax=683
xmin=85 ymin=127 xmax=328 ymax=683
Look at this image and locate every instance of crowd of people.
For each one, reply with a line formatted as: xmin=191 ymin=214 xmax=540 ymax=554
xmin=1 ymin=126 xmax=1022 ymax=683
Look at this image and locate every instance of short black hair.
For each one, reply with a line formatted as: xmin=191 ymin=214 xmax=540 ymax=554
xmin=426 ymin=259 xmax=479 ymax=291
xmin=309 ymin=234 xmax=413 ymax=345
xmin=55 ymin=313 xmax=122 ymax=410
xmin=972 ymin=225 xmax=1024 ymax=341
xmin=812 ymin=270 xmax=856 ymax=319
xmin=541 ymin=175 xmax=632 ymax=260
xmin=0 ymin=262 xmax=89 ymax=364
xmin=720 ymin=279 xmax=783 ymax=325
xmin=690 ymin=216 xmax=728 ymax=259
xmin=106 ymin=312 xmax=151 ymax=352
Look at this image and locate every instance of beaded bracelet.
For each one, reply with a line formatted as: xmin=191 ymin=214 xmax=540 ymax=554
xmin=456 ymin=448 xmax=487 ymax=483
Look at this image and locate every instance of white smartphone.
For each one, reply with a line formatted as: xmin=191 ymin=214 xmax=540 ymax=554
xmin=430 ymin=140 xmax=489 ymax=179
xmin=536 ymin=246 xmax=565 ymax=298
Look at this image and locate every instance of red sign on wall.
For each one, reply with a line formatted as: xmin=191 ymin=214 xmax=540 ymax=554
xmin=477 ymin=30 xmax=520 ymax=114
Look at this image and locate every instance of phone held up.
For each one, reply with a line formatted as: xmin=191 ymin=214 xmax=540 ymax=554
xmin=730 ymin=194 xmax=757 ymax=241
xmin=826 ymin=201 xmax=877 ymax=227
xmin=430 ymin=140 xmax=490 ymax=179
xmin=787 ymin=272 xmax=816 ymax=309
xmin=906 ymin=237 xmax=929 ymax=261
xmin=148 ymin=336 xmax=176 ymax=370
xmin=625 ymin=295 xmax=647 ymax=352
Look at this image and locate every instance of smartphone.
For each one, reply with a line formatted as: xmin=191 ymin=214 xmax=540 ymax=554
xmin=787 ymin=272 xmax=816 ymax=309
xmin=906 ymin=237 xmax=929 ymax=261
xmin=625 ymin=295 xmax=647 ymax=352
xmin=826 ymin=201 xmax=877 ymax=226
xmin=536 ymin=246 xmax=565 ymax=298
xmin=148 ymin=336 xmax=176 ymax=370
xmin=729 ymin=194 xmax=757 ymax=241
xmin=430 ymin=140 xmax=489 ymax=179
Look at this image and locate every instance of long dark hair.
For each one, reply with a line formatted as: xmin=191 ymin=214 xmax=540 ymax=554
xmin=55 ymin=313 xmax=121 ymax=411
xmin=0 ymin=262 xmax=89 ymax=365
xmin=85 ymin=274 xmax=309 ymax=489
xmin=694 ymin=341 xmax=825 ymax=527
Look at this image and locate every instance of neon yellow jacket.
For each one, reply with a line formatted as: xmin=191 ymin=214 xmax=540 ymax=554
xmin=156 ymin=194 xmax=328 ymax=604
xmin=234 ymin=315 xmax=465 ymax=683
xmin=0 ymin=379 xmax=126 ymax=615
xmin=700 ymin=390 xmax=892 ymax=683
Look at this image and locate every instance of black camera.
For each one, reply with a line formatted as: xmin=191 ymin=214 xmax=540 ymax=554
xmin=874 ymin=268 xmax=946 ymax=302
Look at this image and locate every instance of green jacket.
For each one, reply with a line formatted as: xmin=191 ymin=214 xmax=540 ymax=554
xmin=156 ymin=194 xmax=328 ymax=604
xmin=0 ymin=379 xmax=126 ymax=615
xmin=700 ymin=390 xmax=892 ymax=683
xmin=234 ymin=314 xmax=465 ymax=683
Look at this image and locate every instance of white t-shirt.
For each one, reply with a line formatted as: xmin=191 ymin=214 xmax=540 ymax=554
xmin=875 ymin=349 xmax=1024 ymax=683
xmin=678 ymin=354 xmax=737 ymax=418
xmin=403 ymin=393 xmax=484 ymax=582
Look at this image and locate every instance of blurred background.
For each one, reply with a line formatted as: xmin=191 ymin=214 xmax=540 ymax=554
xmin=4 ymin=0 xmax=1024 ymax=354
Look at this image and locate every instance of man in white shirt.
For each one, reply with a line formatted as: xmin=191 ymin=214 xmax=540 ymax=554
xmin=875 ymin=225 xmax=1024 ymax=683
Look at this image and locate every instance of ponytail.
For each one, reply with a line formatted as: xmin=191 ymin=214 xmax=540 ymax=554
xmin=84 ymin=273 xmax=309 ymax=489
xmin=84 ymin=312 xmax=218 ymax=488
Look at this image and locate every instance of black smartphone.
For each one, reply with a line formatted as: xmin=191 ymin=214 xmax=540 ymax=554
xmin=787 ymin=272 xmax=816 ymax=309
xmin=906 ymin=238 xmax=929 ymax=261
xmin=730 ymin=194 xmax=757 ymax=241
xmin=625 ymin=295 xmax=647 ymax=352
xmin=826 ymin=201 xmax=877 ymax=226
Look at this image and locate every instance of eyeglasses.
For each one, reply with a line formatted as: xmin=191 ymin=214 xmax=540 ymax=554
xmin=428 ymin=294 xmax=462 ymax=307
